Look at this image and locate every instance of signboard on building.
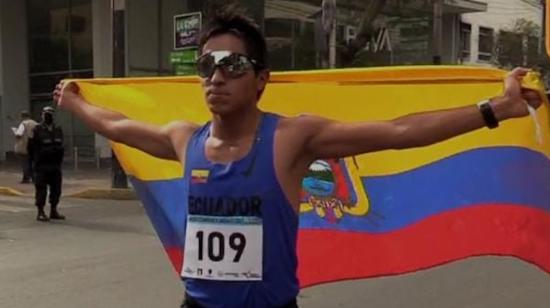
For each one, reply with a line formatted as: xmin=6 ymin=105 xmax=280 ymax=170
xmin=175 ymin=63 xmax=197 ymax=76
xmin=170 ymin=49 xmax=198 ymax=76
xmin=170 ymin=49 xmax=197 ymax=64
xmin=174 ymin=12 xmax=202 ymax=50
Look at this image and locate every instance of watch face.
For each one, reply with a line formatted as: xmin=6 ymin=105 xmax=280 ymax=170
xmin=478 ymin=100 xmax=498 ymax=129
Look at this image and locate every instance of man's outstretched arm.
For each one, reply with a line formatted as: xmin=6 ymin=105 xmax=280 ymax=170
xmin=297 ymin=68 xmax=543 ymax=160
xmin=53 ymin=81 xmax=196 ymax=161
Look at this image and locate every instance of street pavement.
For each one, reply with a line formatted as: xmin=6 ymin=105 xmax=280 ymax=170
xmin=0 ymin=160 xmax=130 ymax=198
xmin=1 ymin=163 xmax=550 ymax=307
xmin=0 ymin=194 xmax=182 ymax=308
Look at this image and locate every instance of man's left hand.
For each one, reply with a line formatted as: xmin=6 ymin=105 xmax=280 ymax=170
xmin=492 ymin=67 xmax=543 ymax=120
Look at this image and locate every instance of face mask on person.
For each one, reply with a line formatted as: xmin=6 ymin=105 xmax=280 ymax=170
xmin=44 ymin=113 xmax=53 ymax=125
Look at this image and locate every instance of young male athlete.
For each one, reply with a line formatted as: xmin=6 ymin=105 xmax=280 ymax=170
xmin=53 ymin=10 xmax=542 ymax=308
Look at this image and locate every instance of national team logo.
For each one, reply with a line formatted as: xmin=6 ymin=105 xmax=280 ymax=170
xmin=300 ymin=158 xmax=369 ymax=223
xmin=191 ymin=169 xmax=209 ymax=184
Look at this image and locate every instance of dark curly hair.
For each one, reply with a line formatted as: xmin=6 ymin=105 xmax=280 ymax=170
xmin=198 ymin=8 xmax=268 ymax=70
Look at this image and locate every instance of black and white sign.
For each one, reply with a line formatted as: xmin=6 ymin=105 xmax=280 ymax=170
xmin=174 ymin=12 xmax=202 ymax=50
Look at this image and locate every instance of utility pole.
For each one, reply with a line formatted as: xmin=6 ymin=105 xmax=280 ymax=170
xmin=432 ymin=0 xmax=443 ymax=64
xmin=541 ymin=0 xmax=546 ymax=57
xmin=322 ymin=0 xmax=337 ymax=68
xmin=329 ymin=10 xmax=337 ymax=68
xmin=111 ymin=0 xmax=128 ymax=189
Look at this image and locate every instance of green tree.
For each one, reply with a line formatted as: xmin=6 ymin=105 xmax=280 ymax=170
xmin=495 ymin=18 xmax=542 ymax=68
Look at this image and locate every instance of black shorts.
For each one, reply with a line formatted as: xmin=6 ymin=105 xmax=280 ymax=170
xmin=181 ymin=293 xmax=298 ymax=308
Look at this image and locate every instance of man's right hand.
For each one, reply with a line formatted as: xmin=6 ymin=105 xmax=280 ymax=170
xmin=52 ymin=81 xmax=82 ymax=111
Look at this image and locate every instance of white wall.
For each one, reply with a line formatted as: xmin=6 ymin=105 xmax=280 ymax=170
xmin=0 ymin=0 xmax=30 ymax=160
xmin=127 ymin=0 xmax=161 ymax=75
xmin=461 ymin=0 xmax=543 ymax=65
xmin=442 ymin=14 xmax=459 ymax=64
xmin=126 ymin=0 xmax=187 ymax=76
xmin=92 ymin=0 xmax=114 ymax=159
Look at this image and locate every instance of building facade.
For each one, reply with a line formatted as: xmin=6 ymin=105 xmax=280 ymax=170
xmin=0 ymin=0 xmax=545 ymax=161
xmin=460 ymin=0 xmax=544 ymax=67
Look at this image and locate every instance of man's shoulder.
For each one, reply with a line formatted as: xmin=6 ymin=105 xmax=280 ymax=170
xmin=275 ymin=114 xmax=322 ymax=143
xmin=165 ymin=120 xmax=200 ymax=135
xmin=164 ymin=120 xmax=200 ymax=148
xmin=277 ymin=113 xmax=322 ymax=130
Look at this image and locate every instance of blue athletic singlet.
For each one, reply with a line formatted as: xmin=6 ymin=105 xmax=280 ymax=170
xmin=181 ymin=113 xmax=299 ymax=308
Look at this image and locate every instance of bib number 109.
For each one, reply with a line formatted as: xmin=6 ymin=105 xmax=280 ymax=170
xmin=183 ymin=216 xmax=263 ymax=281
xmin=196 ymin=231 xmax=246 ymax=262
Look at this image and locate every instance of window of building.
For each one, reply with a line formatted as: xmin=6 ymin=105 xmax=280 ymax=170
xmin=128 ymin=1 xmax=493 ymax=73
xmin=195 ymin=0 xmax=435 ymax=69
xmin=460 ymin=22 xmax=471 ymax=61
xmin=388 ymin=16 xmax=431 ymax=65
xmin=27 ymin=0 xmax=93 ymax=157
xmin=265 ymin=18 xmax=294 ymax=38
xmin=526 ymin=35 xmax=539 ymax=66
xmin=478 ymin=26 xmax=494 ymax=62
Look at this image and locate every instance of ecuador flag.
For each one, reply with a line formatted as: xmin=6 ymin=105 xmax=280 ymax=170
xmin=74 ymin=66 xmax=550 ymax=288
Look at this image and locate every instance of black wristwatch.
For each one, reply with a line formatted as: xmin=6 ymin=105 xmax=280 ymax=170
xmin=477 ymin=99 xmax=499 ymax=129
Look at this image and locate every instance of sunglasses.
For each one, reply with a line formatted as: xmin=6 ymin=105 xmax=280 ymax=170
xmin=196 ymin=50 xmax=262 ymax=79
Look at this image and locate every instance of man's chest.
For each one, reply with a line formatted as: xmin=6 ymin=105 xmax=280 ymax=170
xmin=203 ymin=137 xmax=255 ymax=164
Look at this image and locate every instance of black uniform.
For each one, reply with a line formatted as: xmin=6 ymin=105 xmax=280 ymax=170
xmin=28 ymin=122 xmax=64 ymax=218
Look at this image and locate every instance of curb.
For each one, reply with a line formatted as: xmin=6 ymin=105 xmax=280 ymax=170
xmin=0 ymin=186 xmax=24 ymax=196
xmin=0 ymin=186 xmax=136 ymax=200
xmin=65 ymin=188 xmax=137 ymax=200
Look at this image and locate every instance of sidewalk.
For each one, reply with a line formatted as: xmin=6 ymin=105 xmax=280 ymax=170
xmin=0 ymin=160 xmax=136 ymax=200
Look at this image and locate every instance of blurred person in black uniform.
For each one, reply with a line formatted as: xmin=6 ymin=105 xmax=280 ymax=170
xmin=28 ymin=106 xmax=65 ymax=222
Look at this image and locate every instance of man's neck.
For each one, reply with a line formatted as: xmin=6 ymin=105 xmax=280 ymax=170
xmin=210 ymin=108 xmax=262 ymax=142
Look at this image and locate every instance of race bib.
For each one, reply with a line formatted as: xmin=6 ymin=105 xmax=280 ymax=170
xmin=182 ymin=215 xmax=263 ymax=281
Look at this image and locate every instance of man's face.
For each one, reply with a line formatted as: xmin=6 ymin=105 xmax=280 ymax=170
xmin=199 ymin=33 xmax=268 ymax=115
xmin=42 ymin=112 xmax=54 ymax=124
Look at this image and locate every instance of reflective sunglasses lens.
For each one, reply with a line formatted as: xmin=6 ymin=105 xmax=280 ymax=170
xmin=197 ymin=51 xmax=255 ymax=79
xmin=220 ymin=55 xmax=249 ymax=77
xmin=197 ymin=55 xmax=215 ymax=78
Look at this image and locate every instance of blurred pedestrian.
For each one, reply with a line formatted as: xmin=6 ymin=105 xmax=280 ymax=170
xmin=12 ymin=110 xmax=37 ymax=183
